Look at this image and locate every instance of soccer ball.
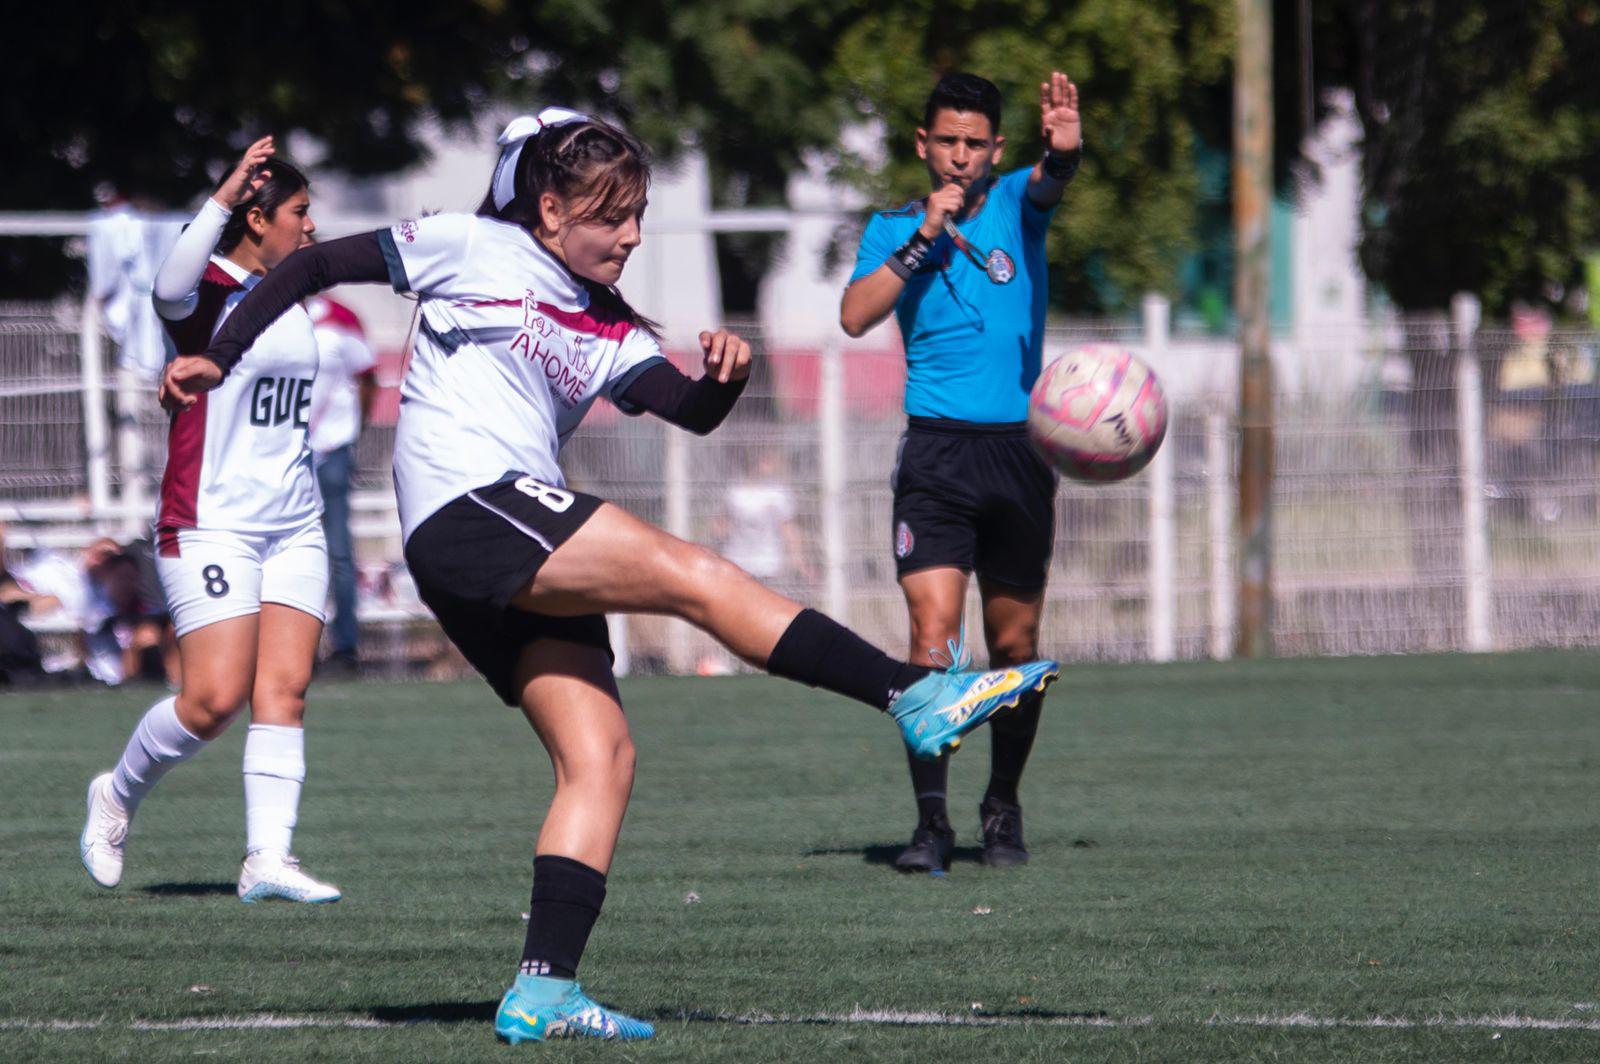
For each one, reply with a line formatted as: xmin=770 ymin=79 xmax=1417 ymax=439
xmin=1027 ymin=343 xmax=1168 ymax=482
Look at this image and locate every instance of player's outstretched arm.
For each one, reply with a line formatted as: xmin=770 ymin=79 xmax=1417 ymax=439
xmin=1027 ymin=71 xmax=1082 ymax=211
xmin=614 ymin=329 xmax=751 ymax=435
xmin=163 ymin=232 xmax=391 ymax=410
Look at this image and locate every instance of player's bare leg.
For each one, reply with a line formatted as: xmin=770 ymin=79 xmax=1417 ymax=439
xmin=977 ymin=577 xmax=1049 ymax=866
xmin=82 ymin=615 xmax=256 ymax=888
xmin=249 ymin=603 xmax=320 ymax=727
xmin=174 ymin=614 xmax=260 ymax=738
xmin=237 ymin=604 xmax=339 ymax=902
xmin=499 ymin=637 xmax=652 ymax=1041
xmin=512 ymin=639 xmax=635 ymax=874
xmin=511 ymin=502 xmax=802 ymax=663
xmin=894 ymin=567 xmax=969 ymax=871
xmin=516 ymin=501 xmax=1054 ymax=761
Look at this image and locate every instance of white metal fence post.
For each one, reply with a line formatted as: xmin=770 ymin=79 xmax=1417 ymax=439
xmin=79 ymin=297 xmax=111 ymax=519
xmin=663 ymin=424 xmax=693 ymax=673
xmin=1206 ymin=409 xmax=1235 ymax=660
xmin=1144 ymin=294 xmax=1176 ymax=661
xmin=607 ymin=613 xmax=632 ymax=678
xmin=115 ymin=367 xmax=148 ymax=536
xmin=818 ymin=341 xmax=849 ymax=624
xmin=1453 ymin=292 xmax=1492 ymax=652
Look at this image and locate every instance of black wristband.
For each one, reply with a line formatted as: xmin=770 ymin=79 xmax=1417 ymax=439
xmin=886 ymin=230 xmax=934 ymax=280
xmin=1042 ymin=147 xmax=1081 ymax=182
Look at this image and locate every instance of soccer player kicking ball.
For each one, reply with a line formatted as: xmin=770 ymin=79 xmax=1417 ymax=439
xmin=161 ymin=108 xmax=1060 ymax=1044
xmin=80 ymin=137 xmax=341 ymax=905
xmin=841 ymin=72 xmax=1082 ymax=872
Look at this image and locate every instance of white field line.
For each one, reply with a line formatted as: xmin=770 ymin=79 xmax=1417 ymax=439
xmin=2 ymin=1010 xmax=1599 ymax=1034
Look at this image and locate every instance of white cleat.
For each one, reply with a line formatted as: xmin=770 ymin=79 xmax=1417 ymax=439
xmin=237 ymin=852 xmax=342 ymax=903
xmin=79 ymin=771 xmax=130 ymax=888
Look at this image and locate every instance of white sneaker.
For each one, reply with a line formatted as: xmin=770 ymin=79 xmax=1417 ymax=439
xmin=237 ymin=851 xmax=342 ymax=903
xmin=79 ymin=772 xmax=130 ymax=888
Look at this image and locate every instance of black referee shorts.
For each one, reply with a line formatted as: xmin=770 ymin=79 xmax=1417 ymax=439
xmin=404 ymin=474 xmax=612 ymax=706
xmin=890 ymin=417 xmax=1058 ymax=592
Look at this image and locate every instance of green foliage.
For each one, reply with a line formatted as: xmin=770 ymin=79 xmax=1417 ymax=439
xmin=3 ymin=1 xmax=1239 ymax=313
xmin=1313 ymin=0 xmax=1600 ymax=313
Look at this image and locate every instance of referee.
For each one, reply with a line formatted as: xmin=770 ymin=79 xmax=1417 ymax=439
xmin=841 ymin=70 xmax=1081 ymax=871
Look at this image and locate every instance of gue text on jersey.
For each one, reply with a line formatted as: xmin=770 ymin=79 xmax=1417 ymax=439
xmin=509 ymin=290 xmax=597 ymax=408
xmin=249 ymin=376 xmax=313 ymax=428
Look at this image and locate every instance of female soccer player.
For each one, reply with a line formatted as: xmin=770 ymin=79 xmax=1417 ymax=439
xmin=162 ymin=109 xmax=1059 ymax=1043
xmin=79 ymin=137 xmax=341 ymax=904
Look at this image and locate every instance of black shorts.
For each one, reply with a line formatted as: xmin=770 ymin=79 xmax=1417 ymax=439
xmin=404 ymin=475 xmax=611 ymax=706
xmin=890 ymin=417 xmax=1057 ymax=591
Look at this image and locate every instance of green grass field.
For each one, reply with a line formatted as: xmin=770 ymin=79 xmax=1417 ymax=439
xmin=3 ymin=651 xmax=1598 ymax=1061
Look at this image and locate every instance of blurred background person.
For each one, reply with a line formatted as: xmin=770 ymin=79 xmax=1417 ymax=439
xmin=306 ymin=266 xmax=378 ymax=675
xmin=0 ymin=523 xmax=47 ymax=685
xmin=5 ymin=536 xmax=161 ymax=685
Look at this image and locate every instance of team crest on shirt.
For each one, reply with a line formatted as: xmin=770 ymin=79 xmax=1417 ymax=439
xmin=985 ymin=248 xmax=1016 ymax=284
xmin=512 ymin=289 xmax=600 ymax=407
xmin=895 ymin=521 xmax=915 ymax=559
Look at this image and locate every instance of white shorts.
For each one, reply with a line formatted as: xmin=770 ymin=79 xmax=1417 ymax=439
xmin=157 ymin=521 xmax=329 ymax=637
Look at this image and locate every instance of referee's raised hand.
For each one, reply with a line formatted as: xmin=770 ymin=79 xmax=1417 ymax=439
xmin=700 ymin=329 xmax=752 ymax=384
xmin=212 ymin=136 xmax=276 ymax=211
xmin=1040 ymin=71 xmax=1081 ymax=154
xmin=159 ymin=356 xmax=223 ymax=411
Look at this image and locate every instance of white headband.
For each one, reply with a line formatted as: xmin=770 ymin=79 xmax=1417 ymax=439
xmin=491 ymin=107 xmax=592 ymax=210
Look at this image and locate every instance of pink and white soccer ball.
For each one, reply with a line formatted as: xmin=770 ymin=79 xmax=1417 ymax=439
xmin=1027 ymin=343 xmax=1168 ymax=482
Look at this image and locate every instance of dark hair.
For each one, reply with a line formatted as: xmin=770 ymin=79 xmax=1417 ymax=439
xmin=922 ymin=72 xmax=1003 ymax=134
xmin=216 ymin=159 xmax=310 ymax=255
xmin=478 ymin=118 xmax=657 ymax=334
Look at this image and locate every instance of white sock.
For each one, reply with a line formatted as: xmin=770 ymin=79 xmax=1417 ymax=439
xmin=110 ymin=696 xmax=209 ymax=812
xmin=243 ymin=724 xmax=305 ymax=857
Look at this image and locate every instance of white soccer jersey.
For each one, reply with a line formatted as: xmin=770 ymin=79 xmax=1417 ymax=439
xmin=379 ymin=214 xmax=666 ymax=541
xmin=156 ymin=255 xmax=321 ymax=550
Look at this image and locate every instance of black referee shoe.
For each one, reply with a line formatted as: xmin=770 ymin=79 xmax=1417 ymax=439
xmin=894 ymin=813 xmax=955 ymax=873
xmin=979 ymin=796 xmax=1029 ymax=867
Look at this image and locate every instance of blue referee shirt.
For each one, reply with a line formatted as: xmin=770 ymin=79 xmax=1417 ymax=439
xmin=850 ymin=167 xmax=1056 ymax=424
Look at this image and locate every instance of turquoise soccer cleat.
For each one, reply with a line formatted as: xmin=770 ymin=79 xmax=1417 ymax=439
xmin=889 ymin=637 xmax=1060 ymax=761
xmin=494 ymin=976 xmax=655 ymax=1043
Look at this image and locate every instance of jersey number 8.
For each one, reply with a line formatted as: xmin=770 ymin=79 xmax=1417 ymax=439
xmin=202 ymin=564 xmax=230 ymax=598
xmin=514 ymin=476 xmax=575 ymax=513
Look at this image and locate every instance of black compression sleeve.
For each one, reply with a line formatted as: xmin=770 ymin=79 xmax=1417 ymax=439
xmin=614 ymin=361 xmax=748 ymax=435
xmin=202 ymin=232 xmax=391 ymax=375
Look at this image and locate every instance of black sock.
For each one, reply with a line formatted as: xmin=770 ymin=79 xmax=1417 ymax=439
xmin=766 ymin=608 xmax=932 ymax=710
xmin=906 ymin=748 xmax=950 ymax=823
xmin=520 ymin=855 xmax=607 ymax=980
xmin=984 ymin=690 xmax=1044 ymax=806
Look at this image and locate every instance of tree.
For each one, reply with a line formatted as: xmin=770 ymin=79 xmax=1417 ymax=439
xmin=1308 ymin=0 xmax=1600 ymax=315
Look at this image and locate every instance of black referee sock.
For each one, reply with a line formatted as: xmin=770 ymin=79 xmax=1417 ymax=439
xmin=767 ymin=608 xmax=932 ymax=710
xmin=906 ymin=748 xmax=951 ymax=823
xmin=520 ymin=855 xmax=607 ymax=981
xmin=984 ymin=689 xmax=1045 ymax=806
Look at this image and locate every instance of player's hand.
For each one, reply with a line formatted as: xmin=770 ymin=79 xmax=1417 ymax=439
xmin=700 ymin=329 xmax=752 ymax=384
xmin=1040 ymin=71 xmax=1081 ymax=154
xmin=918 ymin=183 xmax=966 ymax=240
xmin=211 ymin=136 xmax=276 ymax=212
xmin=159 ymin=356 xmax=224 ymax=411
